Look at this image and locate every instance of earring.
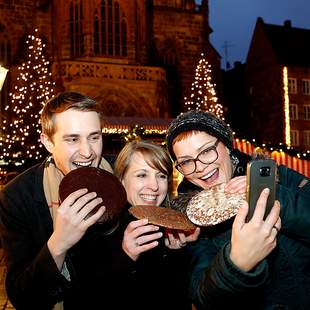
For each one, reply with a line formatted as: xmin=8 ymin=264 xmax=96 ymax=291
xmin=231 ymin=154 xmax=239 ymax=168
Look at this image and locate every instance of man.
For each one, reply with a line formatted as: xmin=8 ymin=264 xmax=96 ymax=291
xmin=0 ymin=92 xmax=132 ymax=309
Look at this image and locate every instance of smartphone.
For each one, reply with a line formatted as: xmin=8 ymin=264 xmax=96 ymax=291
xmin=246 ymin=159 xmax=276 ymax=222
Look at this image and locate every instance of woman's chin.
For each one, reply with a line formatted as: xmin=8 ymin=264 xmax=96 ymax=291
xmin=139 ymin=201 xmax=157 ymax=206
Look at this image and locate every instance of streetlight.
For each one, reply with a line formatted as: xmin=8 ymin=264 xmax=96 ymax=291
xmin=0 ymin=65 xmax=8 ymax=91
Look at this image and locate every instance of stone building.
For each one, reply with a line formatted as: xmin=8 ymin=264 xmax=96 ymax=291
xmin=245 ymin=17 xmax=310 ymax=151
xmin=0 ymin=0 xmax=221 ymax=123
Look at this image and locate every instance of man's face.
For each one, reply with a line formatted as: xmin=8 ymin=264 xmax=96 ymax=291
xmin=173 ymin=131 xmax=233 ymax=189
xmin=41 ymin=109 xmax=103 ymax=175
xmin=121 ymin=152 xmax=168 ymax=207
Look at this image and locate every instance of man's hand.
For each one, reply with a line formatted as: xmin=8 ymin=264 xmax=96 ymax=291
xmin=47 ymin=188 xmax=105 ymax=269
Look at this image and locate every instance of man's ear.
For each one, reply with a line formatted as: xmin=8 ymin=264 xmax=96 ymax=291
xmin=40 ymin=133 xmax=54 ymax=153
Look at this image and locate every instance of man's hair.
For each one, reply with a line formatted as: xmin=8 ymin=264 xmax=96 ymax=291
xmin=40 ymin=91 xmax=102 ymax=139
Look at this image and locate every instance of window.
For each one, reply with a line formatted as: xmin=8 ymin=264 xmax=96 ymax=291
xmin=289 ymin=104 xmax=298 ymax=120
xmin=70 ymin=0 xmax=84 ymax=57
xmin=288 ymin=78 xmax=297 ymax=94
xmin=302 ymin=79 xmax=310 ymax=95
xmin=304 ymin=105 xmax=310 ymax=120
xmin=290 ymin=130 xmax=299 ymax=146
xmin=304 ymin=131 xmax=310 ymax=146
xmin=94 ymin=0 xmax=127 ymax=57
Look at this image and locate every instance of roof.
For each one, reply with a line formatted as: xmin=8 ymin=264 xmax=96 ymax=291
xmin=259 ymin=18 xmax=310 ymax=67
xmin=102 ymin=116 xmax=174 ymax=133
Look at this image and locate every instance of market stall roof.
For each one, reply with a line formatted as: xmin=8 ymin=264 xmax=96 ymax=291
xmin=102 ymin=116 xmax=174 ymax=133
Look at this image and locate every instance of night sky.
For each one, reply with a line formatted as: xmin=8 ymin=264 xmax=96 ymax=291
xmin=205 ymin=0 xmax=310 ymax=68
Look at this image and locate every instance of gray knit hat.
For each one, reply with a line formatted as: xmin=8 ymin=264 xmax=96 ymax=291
xmin=166 ymin=110 xmax=233 ymax=159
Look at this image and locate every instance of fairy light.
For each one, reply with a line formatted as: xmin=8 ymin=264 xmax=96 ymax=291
xmin=283 ymin=66 xmax=291 ymax=147
xmin=0 ymin=29 xmax=55 ymax=161
xmin=0 ymin=65 xmax=9 ymax=91
xmin=101 ymin=126 xmax=167 ymax=136
xmin=185 ymin=53 xmax=224 ymax=120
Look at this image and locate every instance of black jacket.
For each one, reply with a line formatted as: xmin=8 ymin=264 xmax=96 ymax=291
xmin=67 ymin=205 xmax=192 ymax=310
xmin=0 ymin=161 xmax=192 ymax=310
xmin=177 ymin=150 xmax=310 ymax=310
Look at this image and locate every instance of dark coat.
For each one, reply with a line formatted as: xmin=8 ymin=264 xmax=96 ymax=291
xmin=177 ymin=150 xmax=310 ymax=310
xmin=0 ymin=161 xmax=192 ymax=310
xmin=66 ymin=203 xmax=192 ymax=310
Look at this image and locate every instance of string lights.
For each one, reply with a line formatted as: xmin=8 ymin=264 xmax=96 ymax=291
xmin=0 ymin=29 xmax=55 ymax=162
xmin=184 ymin=53 xmax=224 ymax=120
xmin=283 ymin=66 xmax=291 ymax=147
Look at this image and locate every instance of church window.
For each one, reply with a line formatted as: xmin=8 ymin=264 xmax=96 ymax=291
xmin=70 ymin=0 xmax=84 ymax=57
xmin=94 ymin=0 xmax=127 ymax=57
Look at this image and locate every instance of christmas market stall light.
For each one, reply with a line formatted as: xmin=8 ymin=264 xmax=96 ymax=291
xmin=101 ymin=116 xmax=310 ymax=177
xmin=234 ymin=138 xmax=310 ymax=177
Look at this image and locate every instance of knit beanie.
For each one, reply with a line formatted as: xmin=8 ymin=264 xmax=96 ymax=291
xmin=166 ymin=110 xmax=233 ymax=159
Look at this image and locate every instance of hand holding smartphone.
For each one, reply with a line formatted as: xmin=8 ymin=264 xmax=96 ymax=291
xmin=246 ymin=159 xmax=277 ymax=222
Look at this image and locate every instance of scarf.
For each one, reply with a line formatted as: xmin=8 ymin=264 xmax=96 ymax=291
xmin=43 ymin=156 xmax=113 ymax=309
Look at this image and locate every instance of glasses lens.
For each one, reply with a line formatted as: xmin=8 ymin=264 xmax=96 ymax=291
xmin=198 ymin=148 xmax=218 ymax=164
xmin=176 ymin=159 xmax=195 ymax=175
xmin=176 ymin=141 xmax=219 ymax=176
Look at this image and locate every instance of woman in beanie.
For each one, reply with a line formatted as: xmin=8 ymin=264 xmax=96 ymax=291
xmin=166 ymin=110 xmax=310 ymax=310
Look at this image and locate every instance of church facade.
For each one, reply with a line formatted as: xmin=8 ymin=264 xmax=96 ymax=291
xmin=0 ymin=0 xmax=220 ymax=120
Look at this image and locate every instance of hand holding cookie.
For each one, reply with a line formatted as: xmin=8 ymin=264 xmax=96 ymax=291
xmin=186 ymin=184 xmax=246 ymax=226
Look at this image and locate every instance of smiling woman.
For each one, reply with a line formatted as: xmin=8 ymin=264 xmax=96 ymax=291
xmin=112 ymin=139 xmax=199 ymax=310
xmin=165 ymin=109 xmax=310 ymax=309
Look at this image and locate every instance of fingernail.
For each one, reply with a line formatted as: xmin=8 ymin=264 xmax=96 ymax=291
xmin=263 ymin=188 xmax=270 ymax=194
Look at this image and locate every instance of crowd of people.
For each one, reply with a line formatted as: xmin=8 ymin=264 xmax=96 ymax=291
xmin=0 ymin=91 xmax=309 ymax=310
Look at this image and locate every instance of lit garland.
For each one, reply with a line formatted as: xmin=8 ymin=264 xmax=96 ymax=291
xmin=102 ymin=127 xmax=167 ymax=135
xmin=1 ymin=29 xmax=55 ymax=161
xmin=234 ymin=138 xmax=310 ymax=177
xmin=2 ymin=124 xmax=310 ymax=180
xmin=122 ymin=124 xmax=145 ymax=142
xmin=184 ymin=53 xmax=224 ymax=120
xmin=234 ymin=137 xmax=310 ymax=159
xmin=102 ymin=124 xmax=310 ymax=159
xmin=283 ymin=66 xmax=291 ymax=146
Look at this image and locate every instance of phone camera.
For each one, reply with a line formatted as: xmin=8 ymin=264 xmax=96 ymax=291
xmin=260 ymin=167 xmax=271 ymax=177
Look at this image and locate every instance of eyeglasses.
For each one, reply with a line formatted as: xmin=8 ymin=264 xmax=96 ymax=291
xmin=175 ymin=139 xmax=220 ymax=176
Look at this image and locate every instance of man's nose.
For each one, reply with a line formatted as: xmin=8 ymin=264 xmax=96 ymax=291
xmin=79 ymin=140 xmax=92 ymax=158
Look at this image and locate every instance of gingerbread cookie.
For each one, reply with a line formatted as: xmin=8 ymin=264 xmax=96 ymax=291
xmin=186 ymin=184 xmax=245 ymax=226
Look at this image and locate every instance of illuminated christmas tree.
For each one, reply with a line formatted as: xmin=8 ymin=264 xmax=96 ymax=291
xmin=184 ymin=53 xmax=224 ymax=119
xmin=1 ymin=29 xmax=55 ymax=162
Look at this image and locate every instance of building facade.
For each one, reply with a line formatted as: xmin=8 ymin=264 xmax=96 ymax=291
xmin=245 ymin=17 xmax=310 ymax=151
xmin=0 ymin=0 xmax=221 ymax=124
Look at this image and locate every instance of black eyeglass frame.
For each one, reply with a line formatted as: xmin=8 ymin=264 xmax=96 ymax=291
xmin=175 ymin=139 xmax=220 ymax=176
